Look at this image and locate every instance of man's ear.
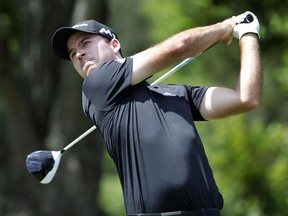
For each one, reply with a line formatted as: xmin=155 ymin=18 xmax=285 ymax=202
xmin=111 ymin=38 xmax=121 ymax=54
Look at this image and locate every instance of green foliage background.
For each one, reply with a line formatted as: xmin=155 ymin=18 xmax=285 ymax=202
xmin=98 ymin=1 xmax=288 ymax=216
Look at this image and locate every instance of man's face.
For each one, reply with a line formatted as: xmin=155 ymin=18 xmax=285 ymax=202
xmin=67 ymin=32 xmax=116 ymax=78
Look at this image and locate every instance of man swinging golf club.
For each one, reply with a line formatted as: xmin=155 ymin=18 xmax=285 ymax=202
xmin=50 ymin=11 xmax=262 ymax=216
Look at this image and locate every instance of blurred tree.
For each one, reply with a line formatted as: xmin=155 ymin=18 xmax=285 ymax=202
xmin=0 ymin=0 xmax=108 ymax=215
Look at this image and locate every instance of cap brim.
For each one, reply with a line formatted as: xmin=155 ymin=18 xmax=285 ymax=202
xmin=51 ymin=27 xmax=82 ymax=61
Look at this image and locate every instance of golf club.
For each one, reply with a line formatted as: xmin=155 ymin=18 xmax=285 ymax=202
xmin=26 ymin=11 xmax=256 ymax=184
xmin=26 ymin=55 xmax=200 ymax=184
xmin=26 ymin=126 xmax=96 ymax=184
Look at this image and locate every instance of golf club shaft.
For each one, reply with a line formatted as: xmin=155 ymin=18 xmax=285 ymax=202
xmin=61 ymin=125 xmax=97 ymax=153
xmin=62 ymin=54 xmax=202 ymax=152
xmin=151 ymin=54 xmax=201 ymax=85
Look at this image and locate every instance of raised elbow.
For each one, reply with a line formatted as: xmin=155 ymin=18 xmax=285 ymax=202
xmin=241 ymin=97 xmax=261 ymax=112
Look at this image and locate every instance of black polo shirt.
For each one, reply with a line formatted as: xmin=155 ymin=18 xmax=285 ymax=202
xmin=82 ymin=57 xmax=223 ymax=214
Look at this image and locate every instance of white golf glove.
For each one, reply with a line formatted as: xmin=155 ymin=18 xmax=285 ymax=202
xmin=233 ymin=11 xmax=260 ymax=39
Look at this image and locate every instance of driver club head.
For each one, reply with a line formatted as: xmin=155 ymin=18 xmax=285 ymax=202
xmin=26 ymin=150 xmax=62 ymax=184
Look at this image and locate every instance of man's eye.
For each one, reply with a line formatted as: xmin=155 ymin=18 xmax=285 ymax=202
xmin=82 ymin=41 xmax=90 ymax=47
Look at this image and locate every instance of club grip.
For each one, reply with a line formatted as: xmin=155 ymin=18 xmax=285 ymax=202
xmin=243 ymin=14 xmax=254 ymax=23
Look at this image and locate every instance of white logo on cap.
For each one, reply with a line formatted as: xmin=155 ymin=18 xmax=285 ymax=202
xmin=99 ymin=28 xmax=116 ymax=38
xmin=72 ymin=23 xmax=88 ymax=28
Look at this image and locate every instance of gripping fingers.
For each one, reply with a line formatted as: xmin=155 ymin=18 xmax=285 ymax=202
xmin=233 ymin=11 xmax=260 ymax=39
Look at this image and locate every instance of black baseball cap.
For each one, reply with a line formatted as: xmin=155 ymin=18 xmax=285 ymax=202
xmin=51 ymin=20 xmax=118 ymax=60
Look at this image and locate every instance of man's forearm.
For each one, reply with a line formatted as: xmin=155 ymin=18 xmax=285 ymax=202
xmin=131 ymin=18 xmax=235 ymax=85
xmin=161 ymin=20 xmax=235 ymax=61
xmin=236 ymin=33 xmax=263 ymax=109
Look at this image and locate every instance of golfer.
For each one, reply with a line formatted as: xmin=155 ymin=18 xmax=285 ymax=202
xmin=51 ymin=11 xmax=262 ymax=216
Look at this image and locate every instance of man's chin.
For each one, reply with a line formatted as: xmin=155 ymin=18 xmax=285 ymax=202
xmin=83 ymin=61 xmax=97 ymax=77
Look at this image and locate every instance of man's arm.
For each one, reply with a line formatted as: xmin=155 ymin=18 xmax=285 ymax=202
xmin=130 ymin=18 xmax=235 ymax=85
xmin=199 ymin=33 xmax=262 ymax=120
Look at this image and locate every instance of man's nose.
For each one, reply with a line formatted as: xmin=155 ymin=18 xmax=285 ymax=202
xmin=76 ymin=51 xmax=85 ymax=59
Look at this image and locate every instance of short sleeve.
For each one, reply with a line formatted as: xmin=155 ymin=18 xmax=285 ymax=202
xmin=186 ymin=86 xmax=209 ymax=121
xmin=82 ymin=58 xmax=133 ymax=111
